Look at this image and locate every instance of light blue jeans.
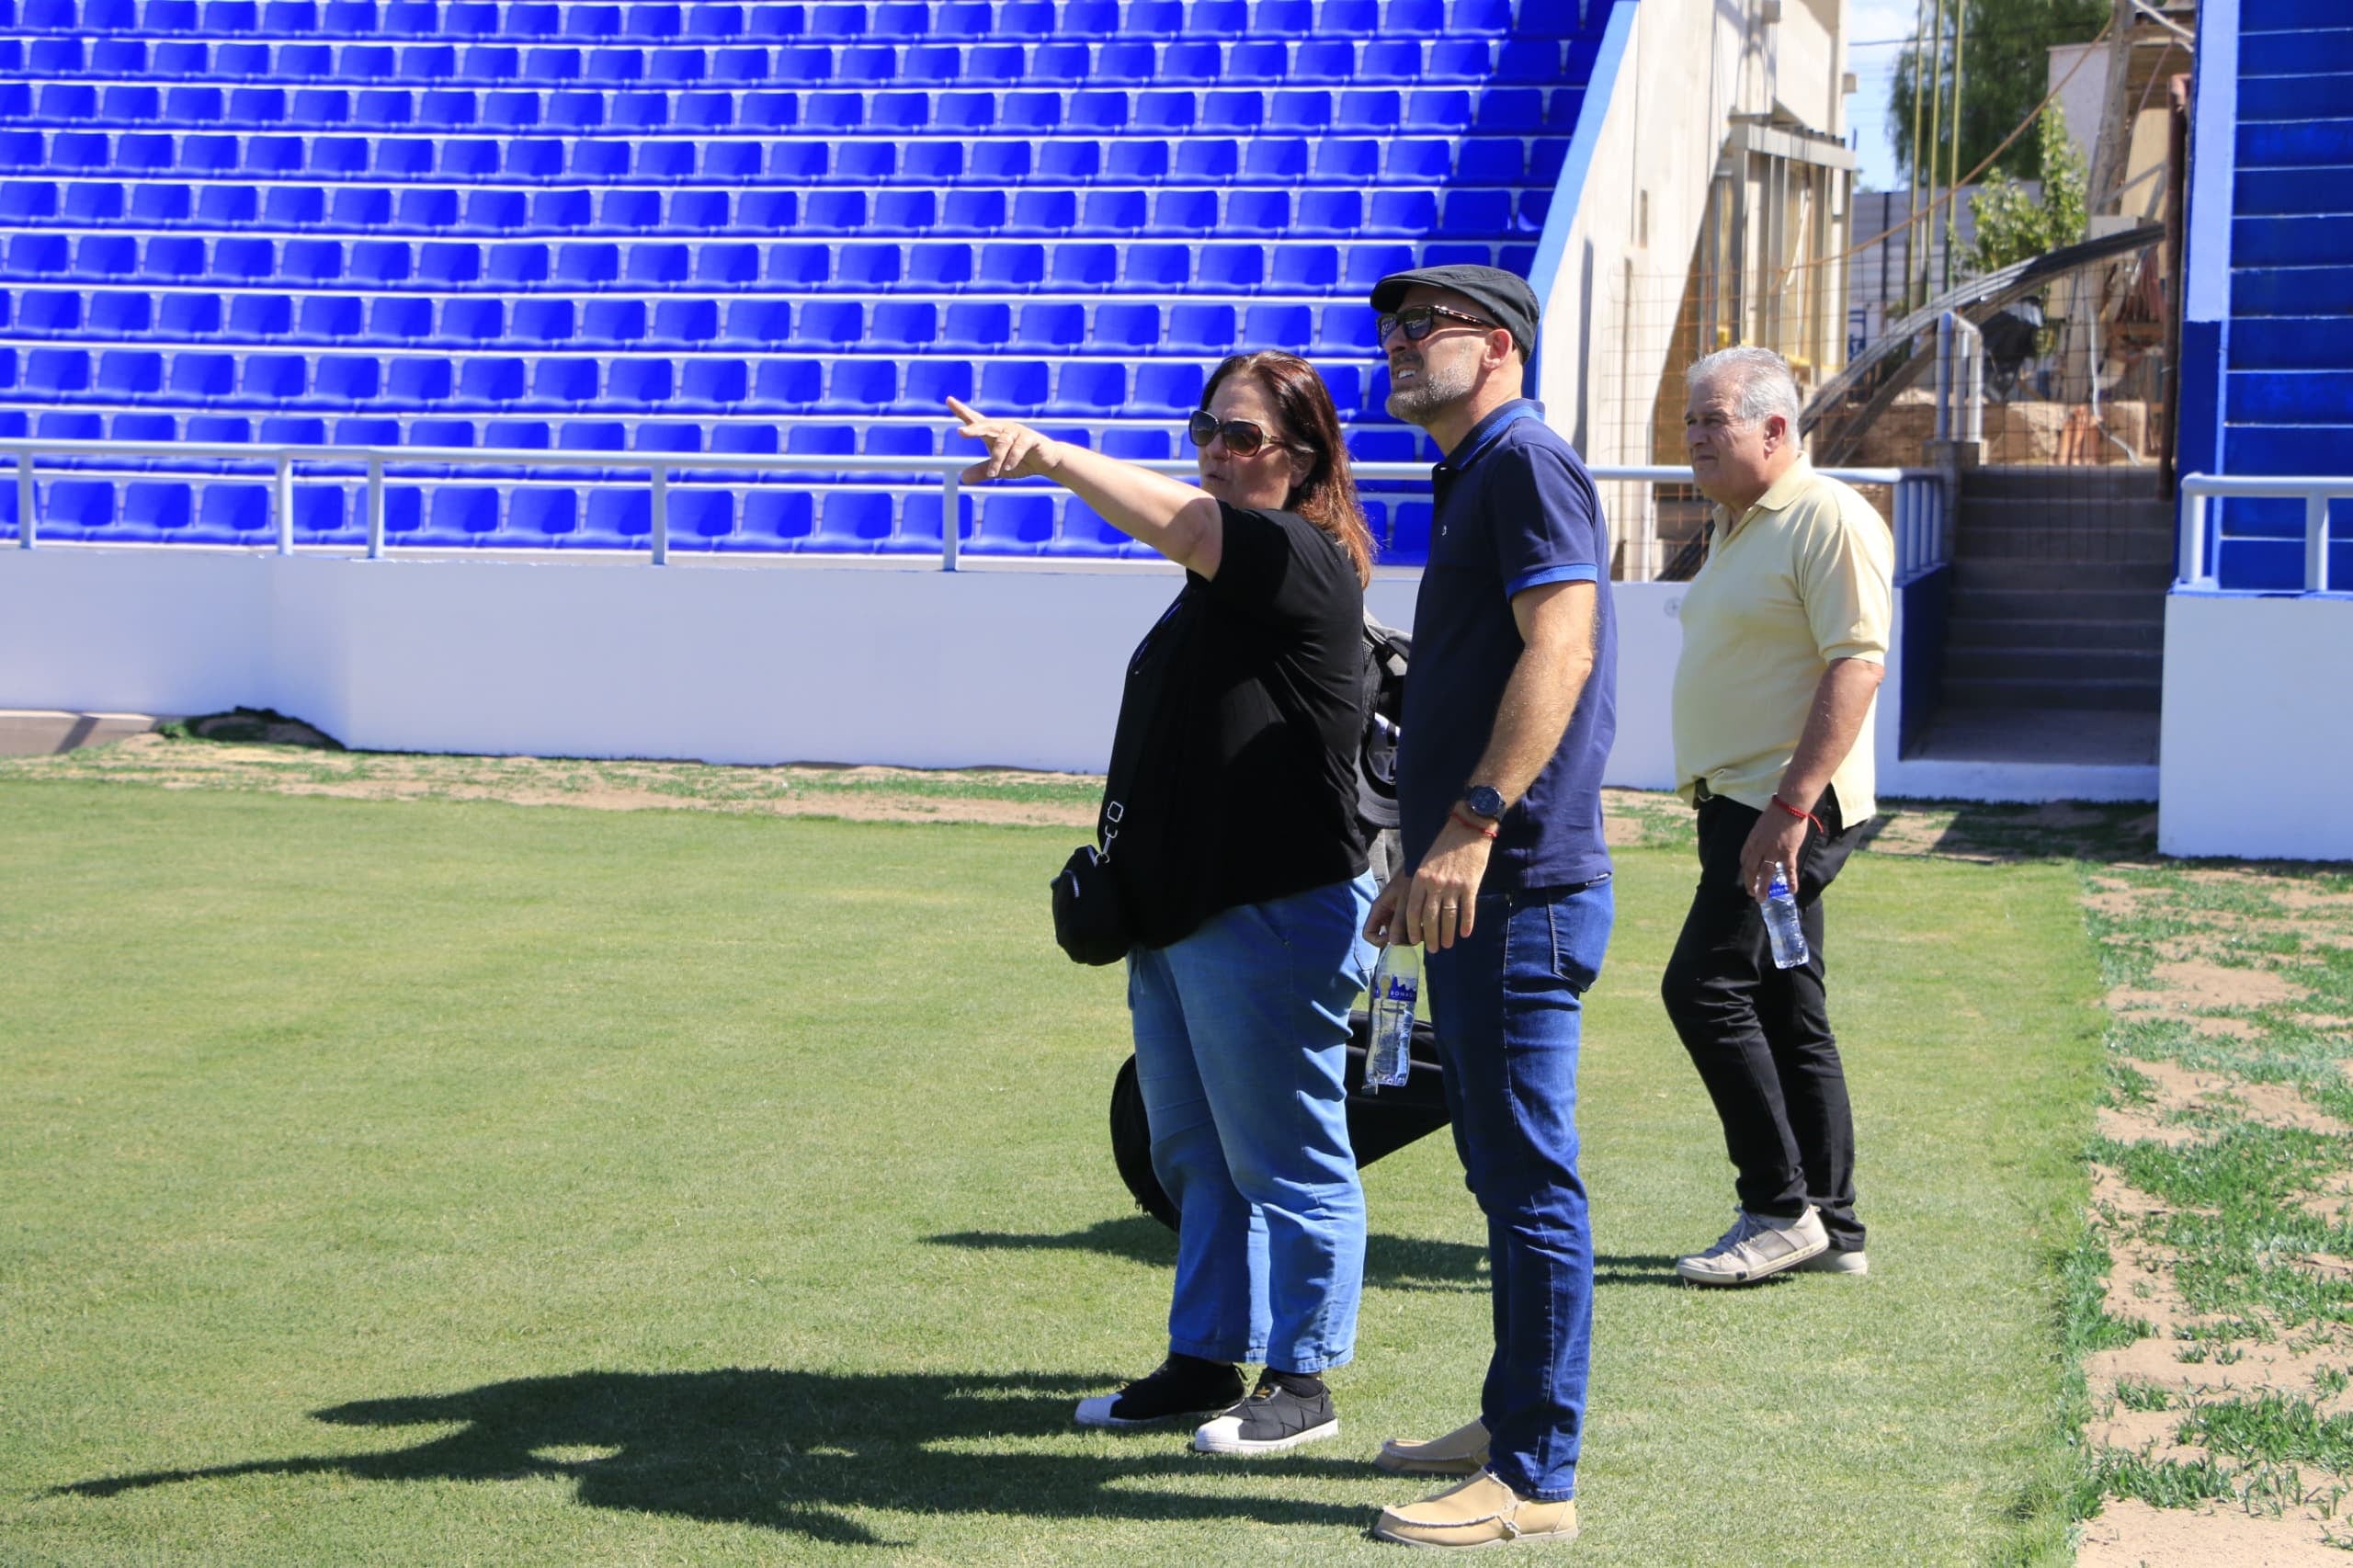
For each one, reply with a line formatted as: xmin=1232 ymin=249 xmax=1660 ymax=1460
xmin=1126 ymin=874 xmax=1378 ymax=1373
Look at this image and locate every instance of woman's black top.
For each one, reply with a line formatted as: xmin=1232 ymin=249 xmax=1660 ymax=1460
xmin=1099 ymin=503 xmax=1370 ymax=949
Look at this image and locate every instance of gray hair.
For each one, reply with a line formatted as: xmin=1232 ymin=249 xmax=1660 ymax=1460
xmin=1687 ymin=347 xmax=1803 ymax=434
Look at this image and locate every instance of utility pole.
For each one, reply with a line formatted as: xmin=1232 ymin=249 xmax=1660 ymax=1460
xmin=1906 ymin=0 xmax=1930 ymax=312
xmin=2086 ymin=0 xmax=2135 ymax=215
xmin=1922 ymin=0 xmax=1948 ymax=307
xmin=1945 ymin=0 xmax=1966 ymax=293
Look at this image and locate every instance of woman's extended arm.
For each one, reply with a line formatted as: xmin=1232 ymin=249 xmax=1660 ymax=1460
xmin=948 ymin=396 xmax=1224 ymax=576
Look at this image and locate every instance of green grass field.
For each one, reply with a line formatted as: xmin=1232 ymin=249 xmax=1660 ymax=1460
xmin=0 ymin=780 xmax=2100 ymax=1564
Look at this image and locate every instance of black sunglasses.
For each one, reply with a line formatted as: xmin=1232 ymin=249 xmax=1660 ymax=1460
xmin=1375 ymin=303 xmax=1503 ymax=346
xmin=1186 ymin=410 xmax=1289 ymax=457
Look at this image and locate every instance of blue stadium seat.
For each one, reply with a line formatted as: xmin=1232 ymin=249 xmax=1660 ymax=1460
xmin=972 ymin=491 xmax=1055 ymax=554
xmin=826 ymin=358 xmax=898 ymax=412
xmin=654 ymin=299 xmax=719 ymax=344
xmin=1168 ymin=302 xmax=1236 ymax=351
xmin=432 ymin=486 xmax=501 ymax=536
xmin=754 ymin=358 xmax=822 ymax=406
xmin=723 ymin=299 xmax=793 ymax=347
xmin=898 ymin=359 xmax=973 ymax=404
xmin=93 ymin=293 xmax=153 ymax=334
xmin=121 ymin=481 xmax=193 ymax=538
xmin=739 ymin=488 xmax=815 ymax=546
xmin=1015 ymin=302 xmax=1086 ymax=350
xmin=511 ymin=486 xmax=579 ymax=539
xmin=200 ymin=483 xmax=272 ymax=536
xmin=47 ymin=481 xmax=119 ymax=536
xmin=1097 ymin=302 xmax=1161 ymax=349
xmin=1102 ymin=428 xmax=1172 ymax=460
xmin=897 ymin=490 xmax=973 ymax=553
xmin=1243 ymin=303 xmax=1311 ymax=350
xmin=795 ymin=300 xmax=865 ymax=347
xmin=1052 ymin=360 xmax=1126 ymax=415
xmin=491 ymin=298 xmax=565 ymax=347
xmin=443 ymin=298 xmax=506 ymax=343
xmin=817 ymin=491 xmax=896 ymax=550
xmin=1134 ymin=362 xmax=1204 ymax=414
xmin=942 ymin=301 xmax=1010 ymax=349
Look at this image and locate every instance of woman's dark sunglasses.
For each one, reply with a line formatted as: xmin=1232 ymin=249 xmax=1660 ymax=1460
xmin=1375 ymin=303 xmax=1502 ymax=345
xmin=1187 ymin=411 xmax=1285 ymax=456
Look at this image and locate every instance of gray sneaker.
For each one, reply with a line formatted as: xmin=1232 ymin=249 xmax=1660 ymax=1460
xmin=1676 ymin=1206 xmax=1829 ymax=1286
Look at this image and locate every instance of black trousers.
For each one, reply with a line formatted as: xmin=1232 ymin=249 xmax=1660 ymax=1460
xmin=1660 ymin=790 xmax=1864 ymax=1252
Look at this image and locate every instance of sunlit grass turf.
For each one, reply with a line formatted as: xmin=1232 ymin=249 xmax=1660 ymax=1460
xmin=0 ymin=780 xmax=2101 ymax=1565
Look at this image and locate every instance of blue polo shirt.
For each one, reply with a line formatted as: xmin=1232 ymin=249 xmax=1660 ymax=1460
xmin=1397 ymin=398 xmax=1617 ymax=892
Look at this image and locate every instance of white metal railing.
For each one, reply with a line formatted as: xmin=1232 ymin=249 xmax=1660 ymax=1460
xmin=1934 ymin=312 xmax=1984 ymax=448
xmin=2177 ymin=473 xmax=2353 ymax=593
xmin=0 ymin=437 xmax=1939 ymax=576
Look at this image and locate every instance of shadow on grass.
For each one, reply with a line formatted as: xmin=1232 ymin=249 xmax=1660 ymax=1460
xmin=927 ymin=1217 xmax=1488 ymax=1294
xmin=1593 ymin=1253 xmax=1688 ymax=1290
xmin=55 ymin=1368 xmax=1373 ymax=1546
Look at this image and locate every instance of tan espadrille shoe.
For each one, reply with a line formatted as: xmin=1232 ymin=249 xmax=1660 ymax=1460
xmin=1375 ymin=1417 xmax=1490 ymax=1476
xmin=1373 ymin=1470 xmax=1579 ymax=1550
xmin=1674 ymin=1205 xmax=1828 ymax=1286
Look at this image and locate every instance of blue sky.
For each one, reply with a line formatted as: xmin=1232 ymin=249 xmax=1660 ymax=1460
xmin=1847 ymin=0 xmax=1923 ymax=191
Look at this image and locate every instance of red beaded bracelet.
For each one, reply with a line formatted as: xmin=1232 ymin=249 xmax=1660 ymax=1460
xmin=1769 ymin=794 xmax=1825 ymax=836
xmin=1450 ymin=806 xmax=1501 ymax=839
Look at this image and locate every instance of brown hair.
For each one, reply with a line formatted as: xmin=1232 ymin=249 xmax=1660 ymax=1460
xmin=1199 ymin=350 xmax=1376 ymax=588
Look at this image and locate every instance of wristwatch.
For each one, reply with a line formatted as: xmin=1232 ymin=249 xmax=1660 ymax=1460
xmin=1461 ymin=784 xmax=1506 ymax=823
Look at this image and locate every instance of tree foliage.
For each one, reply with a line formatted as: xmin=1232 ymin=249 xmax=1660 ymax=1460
xmin=1968 ymin=103 xmax=2089 ymax=273
xmin=1891 ymin=0 xmax=2107 ymax=186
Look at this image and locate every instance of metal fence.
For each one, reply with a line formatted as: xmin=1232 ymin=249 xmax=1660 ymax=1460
xmin=2 ymin=435 xmax=1942 ymax=579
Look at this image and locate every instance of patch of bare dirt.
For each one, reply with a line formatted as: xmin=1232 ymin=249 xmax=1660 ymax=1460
xmin=0 ymin=733 xmax=1103 ymax=828
xmin=2078 ymin=1499 xmax=2353 ymax=1566
xmin=2081 ymin=861 xmax=2353 ymax=1568
xmin=2110 ymin=960 xmax=2311 ymax=1015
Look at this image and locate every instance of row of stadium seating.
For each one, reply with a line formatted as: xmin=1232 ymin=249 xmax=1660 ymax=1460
xmin=8 ymin=0 xmax=1529 ymax=38
xmin=0 ymin=180 xmax=1552 ymax=237
xmin=0 ymin=129 xmax=1574 ymax=184
xmin=5 ymin=291 xmax=1397 ymax=352
xmin=0 ymin=233 xmax=1532 ymax=289
xmin=0 ymin=403 xmax=1439 ymax=461
xmin=1 ymin=36 xmax=1595 ymax=83
xmin=0 ymin=82 xmax=1586 ymax=133
xmin=0 ymin=345 xmax=1415 ymax=415
xmin=3 ymin=474 xmax=1438 ymax=556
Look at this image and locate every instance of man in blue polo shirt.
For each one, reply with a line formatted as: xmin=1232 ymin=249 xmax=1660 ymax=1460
xmin=1360 ymin=265 xmax=1617 ymax=1551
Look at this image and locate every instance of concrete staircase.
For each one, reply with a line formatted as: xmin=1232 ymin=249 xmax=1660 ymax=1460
xmin=1938 ymin=465 xmax=2172 ymax=714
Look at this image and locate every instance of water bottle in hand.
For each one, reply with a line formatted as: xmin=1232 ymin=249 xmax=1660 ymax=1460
xmin=1761 ymin=862 xmax=1808 ymax=970
xmin=1365 ymin=942 xmax=1420 ymax=1091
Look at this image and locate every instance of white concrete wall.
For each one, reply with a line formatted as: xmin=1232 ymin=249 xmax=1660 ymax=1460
xmin=4 ymin=548 xmax=2216 ymax=818
xmin=1537 ymin=0 xmax=1750 ymax=464
xmin=2162 ymin=593 xmax=2353 ymax=861
xmin=0 ymin=548 xmax=1443 ymax=774
xmin=0 ymin=548 xmax=1692 ymax=785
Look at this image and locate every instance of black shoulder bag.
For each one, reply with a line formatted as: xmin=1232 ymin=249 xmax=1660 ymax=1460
xmin=1051 ymin=800 xmax=1130 ymax=966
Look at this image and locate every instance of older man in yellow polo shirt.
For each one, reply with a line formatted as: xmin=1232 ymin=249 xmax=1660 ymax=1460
xmin=1662 ymin=346 xmax=1893 ymax=1287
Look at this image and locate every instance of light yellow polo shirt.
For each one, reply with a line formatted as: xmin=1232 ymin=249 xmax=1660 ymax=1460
xmin=1670 ymin=459 xmax=1895 ymax=821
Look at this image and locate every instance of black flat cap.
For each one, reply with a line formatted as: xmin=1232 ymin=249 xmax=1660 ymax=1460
xmin=1370 ymin=264 xmax=1540 ymax=358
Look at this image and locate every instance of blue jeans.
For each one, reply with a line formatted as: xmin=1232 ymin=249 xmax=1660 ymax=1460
xmin=1424 ymin=878 xmax=1614 ymax=1501
xmin=1127 ymin=875 xmax=1378 ymax=1374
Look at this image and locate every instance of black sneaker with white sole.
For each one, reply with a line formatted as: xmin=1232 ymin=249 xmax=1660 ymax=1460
xmin=1191 ymin=1371 xmax=1340 ymax=1454
xmin=1074 ymin=1355 xmax=1245 ymax=1429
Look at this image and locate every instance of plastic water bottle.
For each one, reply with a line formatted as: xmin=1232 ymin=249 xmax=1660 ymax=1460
xmin=1366 ymin=943 xmax=1419 ymax=1091
xmin=1761 ymin=862 xmax=1808 ymax=970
